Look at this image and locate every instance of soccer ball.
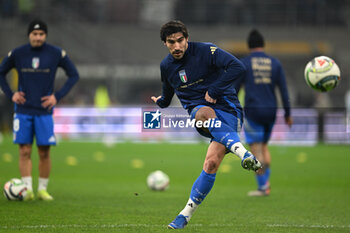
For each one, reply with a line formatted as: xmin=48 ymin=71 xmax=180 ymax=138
xmin=3 ymin=178 xmax=28 ymax=201
xmin=147 ymin=170 xmax=170 ymax=191
xmin=304 ymin=56 xmax=340 ymax=92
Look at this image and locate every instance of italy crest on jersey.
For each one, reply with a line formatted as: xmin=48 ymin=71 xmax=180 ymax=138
xmin=32 ymin=57 xmax=40 ymax=69
xmin=179 ymin=70 xmax=187 ymax=83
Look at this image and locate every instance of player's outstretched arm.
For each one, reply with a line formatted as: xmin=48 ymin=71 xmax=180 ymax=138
xmin=154 ymin=79 xmax=174 ymax=108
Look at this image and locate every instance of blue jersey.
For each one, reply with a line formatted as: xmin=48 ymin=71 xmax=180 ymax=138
xmin=239 ymin=51 xmax=290 ymax=124
xmin=156 ymin=42 xmax=245 ymax=115
xmin=0 ymin=43 xmax=79 ymax=115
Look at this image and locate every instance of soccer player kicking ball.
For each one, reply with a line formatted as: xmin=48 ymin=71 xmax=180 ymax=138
xmin=151 ymin=20 xmax=262 ymax=229
xmin=0 ymin=19 xmax=79 ymax=201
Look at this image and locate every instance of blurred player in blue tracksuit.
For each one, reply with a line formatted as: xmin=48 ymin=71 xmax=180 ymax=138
xmin=238 ymin=29 xmax=293 ymax=196
xmin=0 ymin=19 xmax=79 ymax=201
xmin=151 ymin=20 xmax=262 ymax=229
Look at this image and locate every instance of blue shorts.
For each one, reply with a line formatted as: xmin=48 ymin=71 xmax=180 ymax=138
xmin=13 ymin=113 xmax=56 ymax=146
xmin=244 ymin=118 xmax=274 ymax=144
xmin=190 ymin=105 xmax=243 ymax=140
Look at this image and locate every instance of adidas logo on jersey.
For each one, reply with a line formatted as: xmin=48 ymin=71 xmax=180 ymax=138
xmin=210 ymin=46 xmax=217 ymax=55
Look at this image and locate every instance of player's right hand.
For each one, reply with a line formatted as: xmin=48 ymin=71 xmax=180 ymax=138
xmin=12 ymin=91 xmax=26 ymax=105
xmin=151 ymin=96 xmax=161 ymax=103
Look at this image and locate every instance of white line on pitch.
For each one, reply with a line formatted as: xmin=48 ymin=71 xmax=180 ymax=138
xmin=0 ymin=223 xmax=349 ymax=229
xmin=267 ymin=224 xmax=350 ymax=229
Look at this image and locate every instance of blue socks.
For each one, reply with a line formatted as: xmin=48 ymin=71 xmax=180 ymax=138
xmin=190 ymin=170 xmax=216 ymax=205
xmin=208 ymin=118 xmax=240 ymax=149
xmin=256 ymin=167 xmax=270 ymax=190
xmin=265 ymin=167 xmax=271 ymax=182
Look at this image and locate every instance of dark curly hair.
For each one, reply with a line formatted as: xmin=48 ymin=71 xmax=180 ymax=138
xmin=160 ymin=20 xmax=188 ymax=42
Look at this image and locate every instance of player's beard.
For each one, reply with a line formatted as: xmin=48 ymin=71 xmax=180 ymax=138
xmin=172 ymin=50 xmax=184 ymax=59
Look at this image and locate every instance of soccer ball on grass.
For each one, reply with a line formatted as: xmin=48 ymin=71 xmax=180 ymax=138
xmin=147 ymin=170 xmax=169 ymax=191
xmin=3 ymin=178 xmax=28 ymax=201
xmin=304 ymin=56 xmax=340 ymax=92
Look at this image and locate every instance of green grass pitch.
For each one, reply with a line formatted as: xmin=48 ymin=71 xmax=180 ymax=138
xmin=0 ymin=136 xmax=350 ymax=232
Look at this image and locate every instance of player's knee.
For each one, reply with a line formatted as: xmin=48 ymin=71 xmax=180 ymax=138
xmin=20 ymin=152 xmax=31 ymax=159
xmin=19 ymin=145 xmax=32 ymax=159
xmin=38 ymin=151 xmax=50 ymax=160
xmin=39 ymin=153 xmax=50 ymax=160
xmin=38 ymin=146 xmax=50 ymax=160
xmin=195 ymin=107 xmax=216 ymax=121
xmin=204 ymin=159 xmax=218 ymax=173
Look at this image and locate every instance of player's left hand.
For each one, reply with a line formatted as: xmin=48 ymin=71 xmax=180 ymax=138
xmin=41 ymin=94 xmax=57 ymax=110
xmin=205 ymin=91 xmax=216 ymax=104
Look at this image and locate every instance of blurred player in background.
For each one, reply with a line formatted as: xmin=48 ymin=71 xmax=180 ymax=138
xmin=0 ymin=19 xmax=79 ymax=201
xmin=238 ymin=29 xmax=293 ymax=196
xmin=151 ymin=20 xmax=261 ymax=229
